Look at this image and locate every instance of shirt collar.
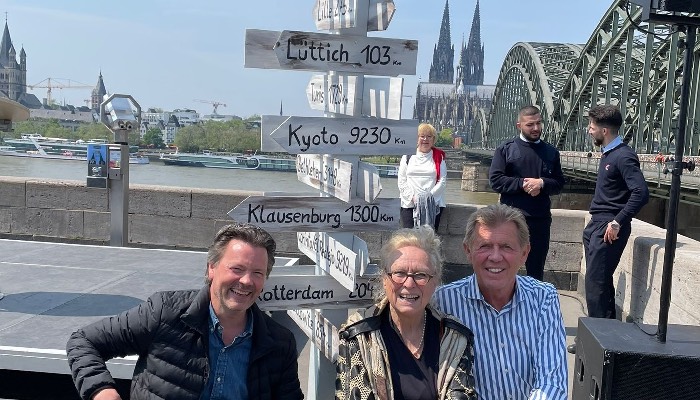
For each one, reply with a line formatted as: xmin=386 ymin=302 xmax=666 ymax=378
xmin=465 ymin=275 xmax=521 ymax=309
xmin=209 ymin=303 xmax=254 ymax=338
xmin=602 ymin=136 xmax=623 ymax=154
xmin=519 ymin=133 xmax=540 ymax=144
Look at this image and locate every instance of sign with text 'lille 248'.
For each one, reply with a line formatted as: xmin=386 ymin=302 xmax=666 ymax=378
xmin=266 ymin=115 xmax=417 ymax=155
xmin=297 ymin=231 xmax=369 ymax=291
xmin=244 ymin=29 xmax=417 ymax=76
xmin=306 ymin=74 xmax=403 ymax=120
xmin=296 ymin=154 xmax=382 ymax=202
xmin=313 ymin=0 xmax=395 ymax=31
xmin=228 ymin=196 xmax=399 ymax=232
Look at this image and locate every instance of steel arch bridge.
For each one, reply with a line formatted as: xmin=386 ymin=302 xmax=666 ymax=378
xmin=479 ymin=0 xmax=700 ymax=157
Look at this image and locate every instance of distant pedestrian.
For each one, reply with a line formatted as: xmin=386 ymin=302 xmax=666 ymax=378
xmin=655 ymin=152 xmax=664 ymax=164
xmin=489 ymin=105 xmax=565 ymax=280
xmin=398 ymin=123 xmax=447 ymax=230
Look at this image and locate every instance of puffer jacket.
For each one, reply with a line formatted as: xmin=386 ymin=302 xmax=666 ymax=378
xmin=335 ymin=299 xmax=478 ymax=400
xmin=66 ymin=286 xmax=303 ymax=400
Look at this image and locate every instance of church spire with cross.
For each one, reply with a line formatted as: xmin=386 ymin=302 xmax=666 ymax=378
xmin=428 ymin=0 xmax=455 ymax=84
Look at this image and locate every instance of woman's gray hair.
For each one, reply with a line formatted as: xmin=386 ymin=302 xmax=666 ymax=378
xmin=205 ymin=223 xmax=276 ymax=284
xmin=373 ymin=225 xmax=444 ymax=302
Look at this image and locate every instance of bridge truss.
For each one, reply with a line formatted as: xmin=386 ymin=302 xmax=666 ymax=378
xmin=481 ymin=0 xmax=700 ymax=157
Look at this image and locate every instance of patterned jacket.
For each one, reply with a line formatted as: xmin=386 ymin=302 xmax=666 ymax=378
xmin=335 ymin=299 xmax=478 ymax=400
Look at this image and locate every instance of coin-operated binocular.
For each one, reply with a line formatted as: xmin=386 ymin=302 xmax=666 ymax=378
xmin=100 ymin=94 xmax=141 ymax=144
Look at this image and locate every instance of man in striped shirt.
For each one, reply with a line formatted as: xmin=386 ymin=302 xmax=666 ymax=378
xmin=434 ymin=204 xmax=568 ymax=400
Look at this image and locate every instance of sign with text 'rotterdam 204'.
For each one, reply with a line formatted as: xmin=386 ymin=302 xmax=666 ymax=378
xmin=244 ymin=29 xmax=417 ymax=76
xmin=296 ymin=154 xmax=382 ymax=203
xmin=228 ymin=196 xmax=399 ymax=232
xmin=288 ymin=308 xmax=339 ymax=362
xmin=312 ymin=0 xmax=396 ymax=32
xmin=297 ymin=232 xmax=369 ymax=291
xmin=306 ymin=74 xmax=403 ymax=120
xmin=265 ymin=115 xmax=417 ymax=155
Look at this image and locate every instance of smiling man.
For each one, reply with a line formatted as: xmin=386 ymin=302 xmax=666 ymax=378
xmin=434 ymin=204 xmax=568 ymax=400
xmin=67 ymin=223 xmax=303 ymax=400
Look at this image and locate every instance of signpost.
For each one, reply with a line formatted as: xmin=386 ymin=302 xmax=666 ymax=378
xmin=296 ymin=231 xmax=369 ymax=290
xmin=228 ymin=196 xmax=399 ymax=232
xmin=312 ymin=0 xmax=395 ymax=31
xmin=266 ymin=115 xmax=417 ymax=155
xmin=296 ymin=154 xmax=382 ymax=202
xmin=287 ymin=309 xmax=340 ymax=361
xmin=306 ymin=74 xmax=403 ymax=119
xmin=245 ymin=29 xmax=418 ymax=76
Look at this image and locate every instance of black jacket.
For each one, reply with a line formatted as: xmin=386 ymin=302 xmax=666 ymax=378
xmin=66 ymin=286 xmax=303 ymax=400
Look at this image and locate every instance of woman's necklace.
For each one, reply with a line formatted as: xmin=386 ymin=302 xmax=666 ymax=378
xmin=395 ymin=310 xmax=427 ymax=359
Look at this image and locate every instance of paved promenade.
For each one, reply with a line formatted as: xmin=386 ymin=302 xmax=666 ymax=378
xmin=0 ymin=238 xmax=586 ymax=399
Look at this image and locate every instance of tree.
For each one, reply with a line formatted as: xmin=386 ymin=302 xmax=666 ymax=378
xmin=436 ymin=128 xmax=453 ymax=148
xmin=143 ymin=128 xmax=165 ymax=148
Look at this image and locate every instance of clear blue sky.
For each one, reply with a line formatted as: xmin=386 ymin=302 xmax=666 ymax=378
xmin=4 ymin=0 xmax=612 ymax=119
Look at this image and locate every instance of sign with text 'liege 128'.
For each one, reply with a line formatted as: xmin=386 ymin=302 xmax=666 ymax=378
xmin=296 ymin=154 xmax=382 ymax=203
xmin=313 ymin=0 xmax=395 ymax=32
xmin=266 ymin=115 xmax=417 ymax=155
xmin=228 ymin=196 xmax=400 ymax=232
xmin=244 ymin=29 xmax=417 ymax=76
xmin=297 ymin=231 xmax=369 ymax=291
xmin=306 ymin=74 xmax=403 ymax=120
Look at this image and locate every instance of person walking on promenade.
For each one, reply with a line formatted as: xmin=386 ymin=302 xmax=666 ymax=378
xmin=434 ymin=204 xmax=568 ymax=400
xmin=335 ymin=226 xmax=477 ymax=399
xmin=580 ymin=105 xmax=649 ymax=322
xmin=398 ymin=123 xmax=447 ymax=230
xmin=489 ymin=105 xmax=566 ymax=281
xmin=66 ymin=223 xmax=304 ymax=400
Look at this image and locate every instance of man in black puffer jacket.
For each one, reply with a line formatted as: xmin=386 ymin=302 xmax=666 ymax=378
xmin=67 ymin=223 xmax=304 ymax=400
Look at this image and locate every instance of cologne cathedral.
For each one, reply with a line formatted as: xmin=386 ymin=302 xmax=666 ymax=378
xmin=414 ymin=0 xmax=494 ymax=142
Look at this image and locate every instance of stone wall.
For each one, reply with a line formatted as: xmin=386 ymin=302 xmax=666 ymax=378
xmin=1 ymin=175 xmax=698 ymax=325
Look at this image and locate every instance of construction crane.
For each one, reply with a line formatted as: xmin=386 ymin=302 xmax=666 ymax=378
xmin=194 ymin=99 xmax=227 ymax=115
xmin=27 ymin=78 xmax=92 ymax=106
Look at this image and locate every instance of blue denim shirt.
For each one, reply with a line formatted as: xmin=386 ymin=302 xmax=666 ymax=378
xmin=200 ymin=304 xmax=253 ymax=400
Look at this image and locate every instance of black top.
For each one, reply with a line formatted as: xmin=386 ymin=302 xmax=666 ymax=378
xmin=489 ymin=138 xmax=565 ymax=218
xmin=589 ymin=143 xmax=649 ymax=224
xmin=380 ymin=308 xmax=440 ymax=400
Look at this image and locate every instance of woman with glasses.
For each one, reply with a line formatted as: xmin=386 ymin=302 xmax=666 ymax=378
xmin=335 ymin=226 xmax=477 ymax=400
xmin=398 ymin=123 xmax=447 ymax=229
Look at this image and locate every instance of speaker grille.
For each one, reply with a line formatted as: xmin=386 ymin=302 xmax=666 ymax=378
xmin=610 ymin=351 xmax=700 ymax=399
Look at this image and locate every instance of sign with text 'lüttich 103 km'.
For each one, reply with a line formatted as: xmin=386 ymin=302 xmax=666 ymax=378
xmin=244 ymin=29 xmax=418 ymax=76
xmin=312 ymin=0 xmax=395 ymax=32
xmin=296 ymin=231 xmax=369 ymax=291
xmin=264 ymin=115 xmax=417 ymax=155
xmin=306 ymin=74 xmax=403 ymax=120
xmin=228 ymin=196 xmax=399 ymax=232
xmin=296 ymin=154 xmax=382 ymax=203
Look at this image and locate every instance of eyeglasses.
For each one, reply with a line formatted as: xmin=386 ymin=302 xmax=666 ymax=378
xmin=419 ymin=135 xmax=434 ymax=140
xmin=386 ymin=271 xmax=434 ymax=286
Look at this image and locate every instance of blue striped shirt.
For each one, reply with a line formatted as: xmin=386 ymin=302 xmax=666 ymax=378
xmin=433 ymin=275 xmax=568 ymax=400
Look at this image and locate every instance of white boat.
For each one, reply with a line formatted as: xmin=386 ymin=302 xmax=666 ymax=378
xmin=0 ymin=136 xmax=149 ymax=164
xmin=159 ymin=152 xmax=295 ymax=171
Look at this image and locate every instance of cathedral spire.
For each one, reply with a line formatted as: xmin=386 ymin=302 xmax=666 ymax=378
xmin=428 ymin=0 xmax=454 ymax=84
xmin=0 ymin=20 xmax=13 ymax=65
xmin=458 ymin=0 xmax=484 ymax=86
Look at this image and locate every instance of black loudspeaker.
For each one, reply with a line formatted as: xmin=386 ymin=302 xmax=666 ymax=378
xmin=572 ymin=317 xmax=700 ymax=400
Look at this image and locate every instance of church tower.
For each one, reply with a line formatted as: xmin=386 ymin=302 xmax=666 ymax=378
xmin=457 ymin=0 xmax=484 ymax=86
xmin=428 ymin=0 xmax=454 ymax=84
xmin=91 ymin=71 xmax=107 ymax=111
xmin=0 ymin=19 xmax=27 ymax=101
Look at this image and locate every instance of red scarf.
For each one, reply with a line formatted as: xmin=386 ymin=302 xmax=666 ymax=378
xmin=431 ymin=147 xmax=445 ymax=181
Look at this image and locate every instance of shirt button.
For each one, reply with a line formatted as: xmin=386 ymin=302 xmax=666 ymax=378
xmin=221 ymin=349 xmax=225 ymax=353
xmin=217 ymin=377 xmax=221 ymax=382
xmin=500 ymin=342 xmax=506 ymax=348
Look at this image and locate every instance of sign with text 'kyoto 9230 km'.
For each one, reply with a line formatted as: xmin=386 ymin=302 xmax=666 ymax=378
xmin=266 ymin=115 xmax=417 ymax=155
xmin=228 ymin=196 xmax=399 ymax=232
xmin=313 ymin=0 xmax=395 ymax=31
xmin=244 ymin=29 xmax=418 ymax=76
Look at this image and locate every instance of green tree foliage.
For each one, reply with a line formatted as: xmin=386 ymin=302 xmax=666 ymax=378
xmin=142 ymin=128 xmax=165 ymax=149
xmin=436 ymin=128 xmax=453 ymax=148
xmin=173 ymin=119 xmax=261 ymax=153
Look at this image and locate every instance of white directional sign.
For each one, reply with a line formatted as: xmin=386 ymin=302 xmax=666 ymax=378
xmin=306 ymin=74 xmax=403 ymax=119
xmin=297 ymin=232 xmax=369 ymax=291
xmin=228 ymin=196 xmax=400 ymax=232
xmin=313 ymin=0 xmax=396 ymax=32
xmin=258 ymin=271 xmax=376 ymax=310
xmin=266 ymin=115 xmax=418 ymax=155
xmin=244 ymin=29 xmax=418 ymax=76
xmin=296 ymin=154 xmax=382 ymax=202
xmin=288 ymin=309 xmax=339 ymax=362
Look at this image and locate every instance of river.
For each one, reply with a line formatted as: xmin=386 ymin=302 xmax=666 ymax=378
xmin=0 ymin=156 xmax=498 ymax=205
